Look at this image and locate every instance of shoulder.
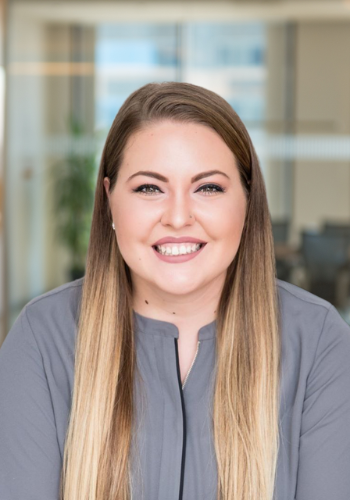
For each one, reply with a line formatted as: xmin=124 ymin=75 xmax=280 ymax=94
xmin=276 ymin=278 xmax=335 ymax=335
xmin=275 ymin=279 xmax=350 ymax=422
xmin=276 ymin=277 xmax=333 ymax=313
xmin=0 ymin=279 xmax=85 ymax=469
xmin=25 ymin=276 xmax=84 ymax=313
xmin=275 ymin=282 xmax=350 ymax=498
xmin=276 ymin=278 xmax=350 ymax=374
xmin=276 ymin=277 xmax=350 ymax=338
xmin=19 ymin=277 xmax=84 ymax=356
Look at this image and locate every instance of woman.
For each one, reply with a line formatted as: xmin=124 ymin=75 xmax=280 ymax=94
xmin=1 ymin=82 xmax=350 ymax=500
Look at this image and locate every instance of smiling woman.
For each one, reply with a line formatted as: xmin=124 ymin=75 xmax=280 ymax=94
xmin=102 ymin=120 xmax=248 ymax=322
xmin=1 ymin=81 xmax=350 ymax=500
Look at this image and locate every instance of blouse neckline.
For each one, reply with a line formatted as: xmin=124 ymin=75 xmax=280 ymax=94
xmin=132 ymin=309 xmax=217 ymax=341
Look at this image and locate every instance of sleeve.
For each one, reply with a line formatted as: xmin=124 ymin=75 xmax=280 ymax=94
xmin=0 ymin=306 xmax=62 ymax=500
xmin=295 ymin=304 xmax=350 ymax=500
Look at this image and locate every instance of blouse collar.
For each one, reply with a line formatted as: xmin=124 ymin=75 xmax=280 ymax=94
xmin=132 ymin=309 xmax=217 ymax=341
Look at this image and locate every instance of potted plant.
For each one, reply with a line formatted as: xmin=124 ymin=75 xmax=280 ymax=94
xmin=50 ymin=117 xmax=97 ymax=281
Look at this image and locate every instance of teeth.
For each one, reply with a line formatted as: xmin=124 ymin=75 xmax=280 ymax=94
xmin=155 ymin=243 xmax=202 ymax=255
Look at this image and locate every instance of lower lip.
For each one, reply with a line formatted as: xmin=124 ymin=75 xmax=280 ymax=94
xmin=152 ymin=243 xmax=206 ymax=263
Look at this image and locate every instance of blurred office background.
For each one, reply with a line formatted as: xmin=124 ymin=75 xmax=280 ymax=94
xmin=2 ymin=0 xmax=350 ymax=342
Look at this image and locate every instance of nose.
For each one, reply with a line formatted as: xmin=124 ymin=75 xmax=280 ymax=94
xmin=160 ymin=193 xmax=196 ymax=228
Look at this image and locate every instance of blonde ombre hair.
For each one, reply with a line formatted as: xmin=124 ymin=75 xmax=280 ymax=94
xmin=59 ymin=82 xmax=281 ymax=500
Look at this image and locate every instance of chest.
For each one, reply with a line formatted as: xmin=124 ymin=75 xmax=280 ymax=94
xmin=130 ymin=333 xmax=218 ymax=499
xmin=177 ymin=337 xmax=201 ymax=386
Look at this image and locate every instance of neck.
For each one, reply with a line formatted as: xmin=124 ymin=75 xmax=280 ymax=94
xmin=132 ymin=277 xmax=223 ymax=342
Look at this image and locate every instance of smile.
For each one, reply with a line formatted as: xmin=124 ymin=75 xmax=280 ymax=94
xmin=152 ymin=243 xmax=207 ymax=263
xmin=154 ymin=242 xmax=204 ymax=256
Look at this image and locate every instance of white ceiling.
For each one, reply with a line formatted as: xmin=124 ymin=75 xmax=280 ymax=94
xmin=11 ymin=1 xmax=350 ymax=24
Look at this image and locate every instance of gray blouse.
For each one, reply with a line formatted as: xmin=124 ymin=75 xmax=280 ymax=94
xmin=1 ymin=277 xmax=350 ymax=500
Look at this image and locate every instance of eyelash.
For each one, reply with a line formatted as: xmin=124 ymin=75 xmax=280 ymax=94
xmin=132 ymin=183 xmax=226 ymax=196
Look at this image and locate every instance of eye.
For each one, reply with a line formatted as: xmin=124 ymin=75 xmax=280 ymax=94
xmin=196 ymin=183 xmax=225 ymax=195
xmin=132 ymin=184 xmax=162 ymax=196
xmin=132 ymin=183 xmax=226 ymax=197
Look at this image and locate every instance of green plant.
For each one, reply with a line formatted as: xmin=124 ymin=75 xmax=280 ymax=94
xmin=51 ymin=117 xmax=98 ymax=280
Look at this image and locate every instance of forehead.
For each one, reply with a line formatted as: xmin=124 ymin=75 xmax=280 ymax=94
xmin=126 ymin=120 xmax=228 ymax=147
xmin=120 ymin=120 xmax=239 ymax=176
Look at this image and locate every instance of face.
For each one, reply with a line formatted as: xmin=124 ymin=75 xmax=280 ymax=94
xmin=103 ymin=120 xmax=248 ymax=302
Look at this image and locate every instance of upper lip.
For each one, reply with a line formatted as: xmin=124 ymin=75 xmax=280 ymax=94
xmin=152 ymin=236 xmax=207 ymax=246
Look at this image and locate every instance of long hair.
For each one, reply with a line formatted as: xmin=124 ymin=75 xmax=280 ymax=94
xmin=59 ymin=81 xmax=281 ymax=500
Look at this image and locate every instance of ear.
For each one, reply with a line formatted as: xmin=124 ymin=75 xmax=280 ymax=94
xmin=103 ymin=177 xmax=110 ymax=198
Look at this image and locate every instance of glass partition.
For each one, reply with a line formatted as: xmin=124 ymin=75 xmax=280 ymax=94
xmin=4 ymin=0 xmax=350 ymax=328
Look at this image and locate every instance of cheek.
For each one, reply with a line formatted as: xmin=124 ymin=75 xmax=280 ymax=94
xmin=110 ymin=198 xmax=134 ymax=250
xmin=113 ymin=191 xmax=156 ymax=229
xmin=113 ymin=201 xmax=152 ymax=252
xmin=218 ymin=221 xmax=245 ymax=257
xmin=214 ymin=197 xmax=247 ymax=242
xmin=214 ymin=211 xmax=246 ymax=269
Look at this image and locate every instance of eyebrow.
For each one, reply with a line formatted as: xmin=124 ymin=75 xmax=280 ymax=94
xmin=127 ymin=169 xmax=230 ymax=183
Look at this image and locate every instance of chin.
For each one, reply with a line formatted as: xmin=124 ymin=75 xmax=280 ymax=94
xmin=155 ymin=280 xmax=203 ymax=296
